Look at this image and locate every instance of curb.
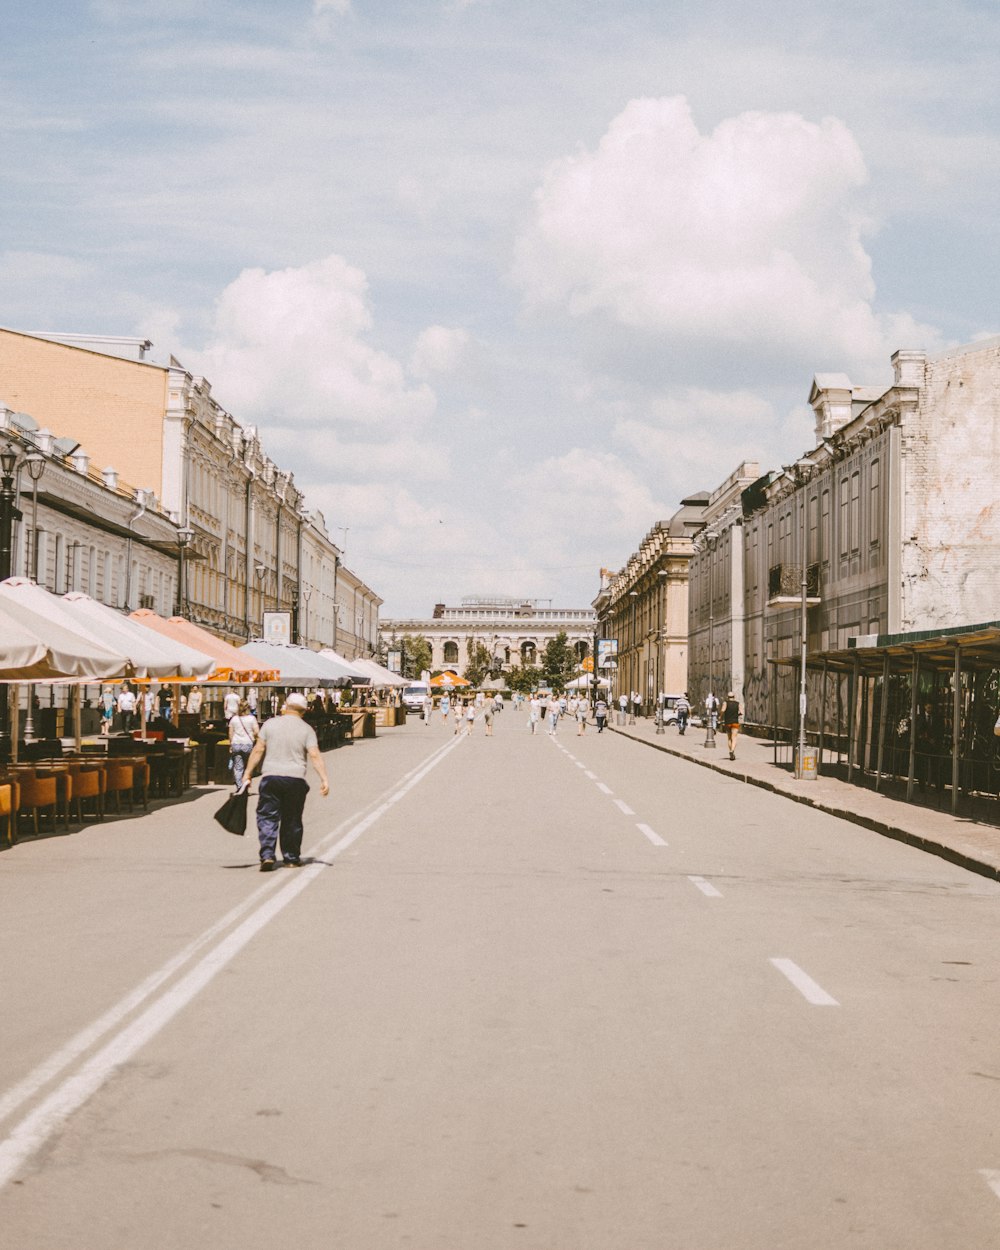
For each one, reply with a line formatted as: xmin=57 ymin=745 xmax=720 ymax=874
xmin=610 ymin=724 xmax=1000 ymax=884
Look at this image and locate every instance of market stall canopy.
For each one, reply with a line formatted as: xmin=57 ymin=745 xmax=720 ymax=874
xmin=0 ymin=581 xmax=216 ymax=681
xmin=430 ymin=672 xmax=470 ymax=688
xmin=239 ymin=641 xmax=364 ymax=687
xmin=337 ymin=656 xmax=407 ymax=687
xmin=129 ymin=610 xmax=279 ymax=683
xmin=0 ymin=578 xmax=131 ymax=681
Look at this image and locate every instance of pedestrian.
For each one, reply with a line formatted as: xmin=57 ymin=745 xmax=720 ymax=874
xmin=186 ymin=686 xmax=203 ymax=721
xmin=100 ymin=685 xmax=115 ymax=735
xmin=228 ymin=698 xmax=260 ymax=788
xmin=243 ymin=692 xmax=329 ymax=871
xmin=722 ymin=692 xmax=741 ymax=760
xmin=595 ymin=698 xmax=609 ymax=733
xmin=675 ymin=692 xmax=691 ymax=735
xmin=116 ymin=683 xmax=137 ymax=734
xmin=576 ymin=696 xmax=589 ymax=735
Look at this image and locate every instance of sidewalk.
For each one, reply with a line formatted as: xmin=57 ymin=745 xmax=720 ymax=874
xmin=610 ymin=714 xmax=1000 ymax=882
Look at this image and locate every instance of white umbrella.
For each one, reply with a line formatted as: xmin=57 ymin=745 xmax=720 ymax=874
xmin=0 ymin=580 xmax=128 ymax=680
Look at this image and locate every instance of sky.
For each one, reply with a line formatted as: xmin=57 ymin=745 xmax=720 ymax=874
xmin=2 ymin=0 xmax=998 ymax=616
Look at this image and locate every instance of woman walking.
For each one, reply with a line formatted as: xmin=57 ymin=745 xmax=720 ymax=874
xmin=228 ymin=699 xmax=260 ymax=789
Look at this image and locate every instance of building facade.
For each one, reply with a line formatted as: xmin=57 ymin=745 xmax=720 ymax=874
xmin=730 ymin=339 xmax=1000 ymax=726
xmin=0 ymin=328 xmax=382 ymax=656
xmin=593 ymin=496 xmax=709 ymax=704
xmin=382 ymin=597 xmax=596 ymax=678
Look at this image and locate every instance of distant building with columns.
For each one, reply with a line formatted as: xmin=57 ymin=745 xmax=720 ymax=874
xmin=381 ymin=597 xmax=596 ymax=677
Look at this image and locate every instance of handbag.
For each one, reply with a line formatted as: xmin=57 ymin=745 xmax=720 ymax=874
xmin=213 ymin=787 xmax=250 ymax=836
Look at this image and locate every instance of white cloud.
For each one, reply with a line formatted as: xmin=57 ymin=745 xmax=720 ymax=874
xmin=514 ymin=96 xmax=939 ymax=372
xmin=187 ymin=255 xmax=435 ymax=427
xmin=409 ymin=325 xmax=470 ymax=378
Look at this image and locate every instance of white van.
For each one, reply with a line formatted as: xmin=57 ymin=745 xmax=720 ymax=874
xmin=402 ymin=682 xmax=431 ymax=714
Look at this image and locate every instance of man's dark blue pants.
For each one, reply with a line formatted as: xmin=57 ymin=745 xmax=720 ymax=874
xmin=256 ymin=775 xmax=309 ymax=862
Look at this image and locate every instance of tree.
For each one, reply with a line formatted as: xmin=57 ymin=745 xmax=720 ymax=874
xmin=464 ymin=638 xmax=492 ymax=688
xmin=400 ymin=634 xmax=432 ymax=679
xmin=540 ymin=631 xmax=577 ymax=693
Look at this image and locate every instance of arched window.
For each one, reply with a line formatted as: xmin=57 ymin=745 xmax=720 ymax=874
xmin=443 ymin=641 xmax=459 ymax=666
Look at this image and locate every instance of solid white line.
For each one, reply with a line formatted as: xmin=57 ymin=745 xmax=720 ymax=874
xmin=688 ymin=875 xmax=722 ymax=898
xmin=769 ymin=958 xmax=839 ymax=1006
xmin=613 ymin=799 xmax=635 ymax=816
xmin=636 ymin=823 xmax=667 ymax=847
xmin=979 ymin=1170 xmax=1000 ymax=1202
xmin=0 ymin=732 xmax=466 ymax=1189
xmin=596 ymin=782 xmax=613 ymax=795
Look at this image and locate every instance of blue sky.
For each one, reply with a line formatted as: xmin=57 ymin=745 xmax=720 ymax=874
xmin=3 ymin=0 xmax=998 ymax=615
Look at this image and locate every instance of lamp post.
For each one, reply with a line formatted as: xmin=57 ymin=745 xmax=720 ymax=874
xmin=175 ymin=525 xmax=194 ymax=618
xmin=0 ymin=444 xmax=23 ymax=747
xmin=24 ymin=450 xmax=45 ymax=582
xmin=655 ymin=568 xmax=667 ymax=733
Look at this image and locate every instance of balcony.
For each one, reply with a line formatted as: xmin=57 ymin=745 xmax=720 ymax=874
xmin=767 ymin=562 xmax=821 ymax=608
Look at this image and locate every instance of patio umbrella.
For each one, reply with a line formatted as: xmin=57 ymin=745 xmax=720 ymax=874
xmin=0 ymin=579 xmax=129 ymax=680
xmin=239 ymin=641 xmax=363 ymax=687
xmin=0 ymin=581 xmax=215 ymax=680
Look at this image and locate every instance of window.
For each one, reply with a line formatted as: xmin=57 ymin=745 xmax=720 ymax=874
xmin=850 ymin=472 xmax=860 ymax=552
xmin=870 ymin=459 xmax=880 ymax=545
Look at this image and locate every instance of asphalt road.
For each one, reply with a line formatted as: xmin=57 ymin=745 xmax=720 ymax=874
xmin=2 ymin=709 xmax=1000 ymax=1248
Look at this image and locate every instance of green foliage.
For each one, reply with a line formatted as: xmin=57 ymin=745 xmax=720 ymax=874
xmin=400 ymin=634 xmax=432 ymax=679
xmin=464 ymin=638 xmax=493 ymax=687
xmin=541 ymin=631 xmax=577 ymax=693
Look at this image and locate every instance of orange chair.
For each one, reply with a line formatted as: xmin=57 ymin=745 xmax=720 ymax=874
xmin=68 ymin=767 xmax=104 ymax=823
xmin=17 ymin=775 xmax=58 ymax=836
xmin=0 ymin=783 xmax=13 ymax=845
xmin=104 ymin=763 xmax=134 ymax=814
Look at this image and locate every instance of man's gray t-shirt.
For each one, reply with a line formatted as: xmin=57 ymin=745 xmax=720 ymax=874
xmin=258 ymin=715 xmax=318 ymax=779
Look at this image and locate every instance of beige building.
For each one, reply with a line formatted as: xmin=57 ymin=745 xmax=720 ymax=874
xmin=593 ymin=496 xmax=709 ymax=705
xmin=0 ymin=328 xmax=381 ymax=656
xmin=382 ymin=597 xmax=595 ymax=678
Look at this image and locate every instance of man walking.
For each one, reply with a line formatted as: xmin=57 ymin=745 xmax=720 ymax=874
xmin=244 ymin=693 xmax=329 ymax=872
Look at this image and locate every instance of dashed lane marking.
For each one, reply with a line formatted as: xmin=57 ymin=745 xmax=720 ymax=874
xmin=769 ymin=958 xmax=839 ymax=1006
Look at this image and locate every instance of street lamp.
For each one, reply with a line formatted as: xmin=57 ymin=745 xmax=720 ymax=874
xmin=175 ymin=525 xmax=194 ymax=617
xmin=655 ymin=568 xmax=668 ymax=734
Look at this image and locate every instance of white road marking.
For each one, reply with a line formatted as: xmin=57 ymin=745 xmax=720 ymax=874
xmin=769 ymin=958 xmax=839 ymax=1006
xmin=979 ymin=1170 xmax=1000 ymax=1202
xmin=0 ymin=732 xmax=466 ymax=1189
xmin=636 ymin=823 xmax=667 ymax=847
xmin=613 ymin=799 xmax=635 ymax=816
xmin=596 ymin=782 xmax=613 ymax=795
xmin=688 ymin=875 xmax=722 ymax=898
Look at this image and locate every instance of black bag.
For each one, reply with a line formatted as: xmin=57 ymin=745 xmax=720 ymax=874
xmin=213 ymin=788 xmax=249 ymax=836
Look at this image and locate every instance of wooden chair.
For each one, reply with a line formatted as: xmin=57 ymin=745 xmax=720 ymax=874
xmin=104 ymin=763 xmax=134 ymax=814
xmin=17 ymin=775 xmax=58 ymax=836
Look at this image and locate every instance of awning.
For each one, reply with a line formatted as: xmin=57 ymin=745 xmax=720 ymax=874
xmin=129 ymin=610 xmax=279 ymax=683
xmin=335 ymin=656 xmax=406 ymax=687
xmin=0 ymin=579 xmax=130 ymax=681
xmin=0 ymin=581 xmax=215 ymax=681
xmin=239 ymin=641 xmax=364 ymax=687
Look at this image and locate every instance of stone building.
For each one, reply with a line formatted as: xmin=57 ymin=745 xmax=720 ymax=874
xmin=382 ymin=597 xmax=595 ymax=678
xmin=593 ymin=496 xmax=709 ymax=704
xmin=686 ymin=462 xmax=760 ymax=709
xmin=728 ymin=338 xmax=1000 ymax=726
xmin=0 ymin=328 xmax=381 ymax=657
